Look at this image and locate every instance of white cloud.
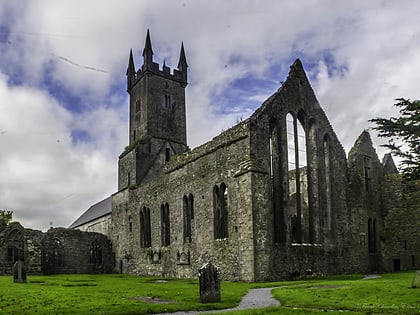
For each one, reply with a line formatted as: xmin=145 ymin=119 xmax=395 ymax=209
xmin=1 ymin=0 xmax=420 ymax=230
xmin=0 ymin=73 xmax=125 ymax=230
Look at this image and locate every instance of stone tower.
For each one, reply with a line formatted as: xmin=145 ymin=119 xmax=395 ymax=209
xmin=118 ymin=30 xmax=189 ymax=189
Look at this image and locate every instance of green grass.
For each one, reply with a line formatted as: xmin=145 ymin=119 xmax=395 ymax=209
xmin=0 ymin=274 xmax=249 ymax=314
xmin=0 ymin=272 xmax=418 ymax=314
xmin=270 ymin=272 xmax=420 ymax=314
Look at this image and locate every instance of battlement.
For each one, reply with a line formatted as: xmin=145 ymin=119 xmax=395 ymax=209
xmin=128 ymin=60 xmax=187 ymax=89
xmin=126 ymin=30 xmax=187 ymax=90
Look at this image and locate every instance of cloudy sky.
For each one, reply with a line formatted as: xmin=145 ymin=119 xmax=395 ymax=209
xmin=0 ymin=1 xmax=419 ymax=231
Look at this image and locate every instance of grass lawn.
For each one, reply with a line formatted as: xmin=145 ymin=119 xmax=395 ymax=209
xmin=0 ymin=272 xmax=418 ymax=314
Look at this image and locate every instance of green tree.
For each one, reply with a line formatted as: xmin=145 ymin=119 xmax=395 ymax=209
xmin=0 ymin=209 xmax=13 ymax=224
xmin=369 ymin=98 xmax=420 ymax=180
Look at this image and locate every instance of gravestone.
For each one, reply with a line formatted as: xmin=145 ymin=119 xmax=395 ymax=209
xmin=198 ymin=262 xmax=220 ymax=303
xmin=13 ymin=261 xmax=27 ymax=283
xmin=412 ymin=270 xmax=420 ymax=288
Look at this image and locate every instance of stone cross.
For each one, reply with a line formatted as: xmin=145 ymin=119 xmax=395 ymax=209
xmin=198 ymin=262 xmax=220 ymax=303
xmin=13 ymin=261 xmax=27 ymax=283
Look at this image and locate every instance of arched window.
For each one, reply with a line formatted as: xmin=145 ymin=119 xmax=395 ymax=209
xmin=213 ymin=183 xmax=228 ymax=239
xmin=286 ymin=112 xmax=308 ymax=243
xmin=183 ymin=194 xmax=194 ymax=243
xmin=140 ymin=207 xmax=151 ymax=248
xmin=161 ymin=203 xmax=170 ymax=246
xmin=90 ymin=240 xmax=102 ymax=265
xmin=7 ymin=229 xmax=24 ymax=263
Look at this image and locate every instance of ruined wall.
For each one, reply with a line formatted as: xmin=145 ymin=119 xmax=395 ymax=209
xmin=382 ymin=177 xmax=420 ymax=272
xmin=247 ymin=59 xmax=348 ymax=280
xmin=41 ymin=228 xmax=113 ymax=275
xmin=347 ymin=131 xmax=384 ymax=274
xmin=111 ymin=121 xmax=256 ymax=281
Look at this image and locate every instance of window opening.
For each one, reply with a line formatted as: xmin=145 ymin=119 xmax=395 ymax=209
xmin=140 ymin=207 xmax=151 ymax=248
xmin=161 ymin=203 xmax=170 ymax=246
xmin=286 ymin=113 xmax=308 ymax=243
xmin=165 ymin=148 xmax=171 ymax=162
xmin=165 ymin=95 xmax=172 ymax=108
xmin=363 ymin=156 xmax=372 ymax=192
xmin=128 ymin=215 xmax=133 ymax=232
xmin=213 ymin=183 xmax=228 ymax=239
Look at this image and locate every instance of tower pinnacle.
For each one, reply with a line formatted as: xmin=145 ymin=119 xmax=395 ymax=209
xmin=177 ymin=42 xmax=188 ymax=83
xmin=142 ymin=29 xmax=154 ymax=67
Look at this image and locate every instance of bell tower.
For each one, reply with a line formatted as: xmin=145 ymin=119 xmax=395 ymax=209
xmin=119 ymin=30 xmax=189 ymax=189
xmin=126 ymin=29 xmax=188 ymax=147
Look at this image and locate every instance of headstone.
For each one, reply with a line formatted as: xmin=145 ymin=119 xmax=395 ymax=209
xmin=198 ymin=262 xmax=220 ymax=303
xmin=13 ymin=261 xmax=27 ymax=283
xmin=412 ymin=270 xmax=420 ymax=288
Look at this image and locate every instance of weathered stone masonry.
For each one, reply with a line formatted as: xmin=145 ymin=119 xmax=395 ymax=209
xmin=0 ymin=220 xmax=113 ymax=275
xmin=7 ymin=30 xmax=417 ymax=280
xmin=110 ymin=31 xmax=420 ymax=282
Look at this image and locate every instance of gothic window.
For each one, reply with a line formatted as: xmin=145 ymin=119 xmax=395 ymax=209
xmin=213 ymin=183 xmax=228 ymax=239
xmin=90 ymin=240 xmax=102 ymax=265
xmin=140 ymin=207 xmax=151 ymax=248
xmin=368 ymin=218 xmax=377 ymax=253
xmin=286 ymin=112 xmax=308 ymax=243
xmin=183 ymin=194 xmax=194 ymax=243
xmin=135 ymin=99 xmax=141 ymax=112
xmin=161 ymin=203 xmax=170 ymax=246
xmin=7 ymin=229 xmax=24 ymax=263
xmin=128 ymin=215 xmax=133 ymax=232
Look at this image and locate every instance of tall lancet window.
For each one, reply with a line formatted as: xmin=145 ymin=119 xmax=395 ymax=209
xmin=286 ymin=112 xmax=308 ymax=243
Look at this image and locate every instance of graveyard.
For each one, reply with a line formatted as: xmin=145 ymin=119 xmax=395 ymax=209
xmin=0 ymin=271 xmax=418 ymax=314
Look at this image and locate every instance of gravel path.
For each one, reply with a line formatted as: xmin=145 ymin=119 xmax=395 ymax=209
xmin=154 ymin=287 xmax=280 ymax=315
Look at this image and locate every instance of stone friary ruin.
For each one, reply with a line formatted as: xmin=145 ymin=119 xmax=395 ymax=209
xmin=2 ymin=31 xmax=419 ymax=281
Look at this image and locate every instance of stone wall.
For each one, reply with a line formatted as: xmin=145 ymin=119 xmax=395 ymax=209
xmin=111 ymin=121 xmax=256 ymax=281
xmin=382 ymin=177 xmax=420 ymax=272
xmin=42 ymin=228 xmax=113 ymax=275
xmin=0 ymin=222 xmax=113 ymax=275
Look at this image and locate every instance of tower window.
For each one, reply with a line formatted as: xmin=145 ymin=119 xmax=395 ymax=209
xmin=135 ymin=100 xmax=141 ymax=112
xmin=165 ymin=95 xmax=171 ymax=108
xmin=165 ymin=148 xmax=171 ymax=162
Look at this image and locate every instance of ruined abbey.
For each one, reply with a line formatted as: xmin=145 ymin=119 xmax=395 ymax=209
xmin=1 ymin=31 xmax=419 ymax=281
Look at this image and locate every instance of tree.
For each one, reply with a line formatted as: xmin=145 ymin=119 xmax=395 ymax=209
xmin=369 ymin=98 xmax=420 ymax=181
xmin=0 ymin=210 xmax=13 ymax=225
